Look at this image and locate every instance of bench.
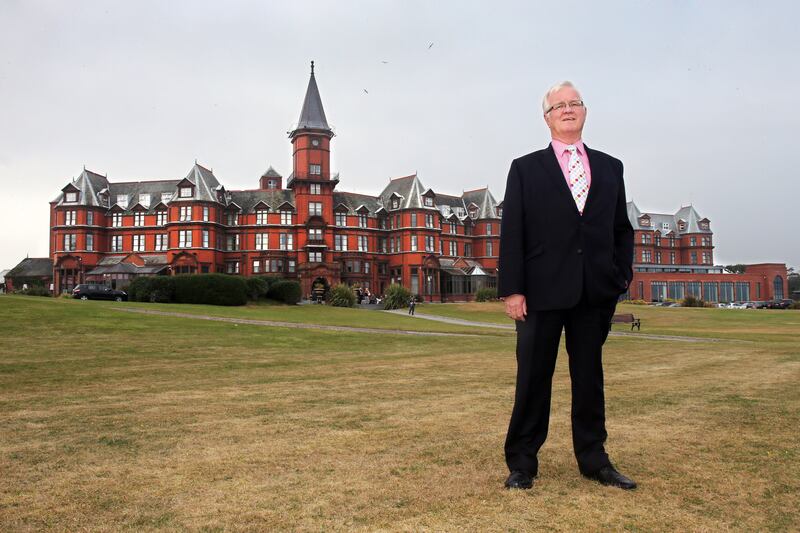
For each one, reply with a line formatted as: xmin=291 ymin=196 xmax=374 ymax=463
xmin=610 ymin=313 xmax=641 ymax=331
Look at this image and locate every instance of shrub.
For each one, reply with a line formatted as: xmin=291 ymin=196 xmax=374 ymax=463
xmin=682 ymin=295 xmax=706 ymax=308
xmin=267 ymin=280 xmax=302 ymax=305
xmin=620 ymin=299 xmax=648 ymax=305
xmin=383 ymin=284 xmax=412 ymax=310
xmin=127 ymin=276 xmax=174 ymax=303
xmin=329 ymin=283 xmax=356 ymax=307
xmin=245 ymin=276 xmax=271 ymax=301
xmin=791 ymin=301 xmax=800 ymax=310
xmin=21 ymin=285 xmax=51 ymax=297
xmin=172 ymin=274 xmax=248 ymax=306
xmin=475 ymin=287 xmax=497 ymax=302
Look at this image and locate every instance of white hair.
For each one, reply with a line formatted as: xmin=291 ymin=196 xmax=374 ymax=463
xmin=542 ymin=81 xmax=582 ymax=113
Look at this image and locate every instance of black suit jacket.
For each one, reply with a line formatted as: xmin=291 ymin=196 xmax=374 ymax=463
xmin=498 ymin=144 xmax=634 ymax=310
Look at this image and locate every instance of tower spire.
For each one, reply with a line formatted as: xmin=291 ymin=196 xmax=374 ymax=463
xmin=290 ymin=61 xmax=331 ymax=137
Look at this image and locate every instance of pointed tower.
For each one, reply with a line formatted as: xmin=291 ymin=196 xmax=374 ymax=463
xmin=288 ymin=61 xmax=336 ymax=187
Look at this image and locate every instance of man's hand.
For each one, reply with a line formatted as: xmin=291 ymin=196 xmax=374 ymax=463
xmin=504 ymin=294 xmax=527 ymax=321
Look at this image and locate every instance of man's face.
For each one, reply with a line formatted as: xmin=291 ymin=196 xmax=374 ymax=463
xmin=543 ymin=86 xmax=586 ymax=141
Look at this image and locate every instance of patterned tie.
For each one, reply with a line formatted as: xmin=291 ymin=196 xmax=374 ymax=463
xmin=566 ymin=145 xmax=589 ymax=215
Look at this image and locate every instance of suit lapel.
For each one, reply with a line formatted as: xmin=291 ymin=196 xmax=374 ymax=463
xmin=541 ymin=143 xmax=580 ymax=216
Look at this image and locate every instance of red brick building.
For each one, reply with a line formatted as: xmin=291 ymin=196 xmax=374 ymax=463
xmin=48 ymin=63 xmax=500 ymax=301
xmin=623 ymin=203 xmax=788 ymax=302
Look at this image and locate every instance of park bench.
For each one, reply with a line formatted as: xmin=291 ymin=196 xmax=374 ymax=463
xmin=610 ymin=313 xmax=641 ymax=331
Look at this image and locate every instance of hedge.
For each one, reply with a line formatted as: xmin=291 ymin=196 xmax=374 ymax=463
xmin=172 ymin=274 xmax=248 ymax=306
xmin=267 ymin=280 xmax=302 ymax=305
xmin=127 ymin=276 xmax=174 ymax=303
xmin=245 ymin=276 xmax=271 ymax=300
xmin=475 ymin=287 xmax=497 ymax=302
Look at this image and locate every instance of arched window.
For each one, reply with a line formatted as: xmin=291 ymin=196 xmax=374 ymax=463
xmin=774 ymin=275 xmax=784 ymax=299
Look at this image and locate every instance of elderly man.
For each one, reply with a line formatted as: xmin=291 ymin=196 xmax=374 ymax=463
xmin=498 ymin=81 xmax=635 ymax=490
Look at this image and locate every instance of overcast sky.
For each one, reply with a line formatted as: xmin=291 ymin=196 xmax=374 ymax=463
xmin=1 ymin=0 xmax=798 ymax=270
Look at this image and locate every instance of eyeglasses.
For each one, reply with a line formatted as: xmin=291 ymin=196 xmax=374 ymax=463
xmin=545 ymin=100 xmax=585 ymax=114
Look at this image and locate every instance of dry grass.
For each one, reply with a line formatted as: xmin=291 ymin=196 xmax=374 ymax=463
xmin=1 ymin=296 xmax=798 ymax=531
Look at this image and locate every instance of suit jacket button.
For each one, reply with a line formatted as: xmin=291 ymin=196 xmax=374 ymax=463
xmin=577 ymin=248 xmax=583 ymax=254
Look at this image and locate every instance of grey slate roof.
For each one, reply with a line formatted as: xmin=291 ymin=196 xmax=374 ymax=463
xmin=6 ymin=258 xmax=53 ymax=278
xmin=228 ymin=189 xmax=296 ymax=213
xmin=108 ymin=179 xmax=181 ymax=213
xmin=293 ymin=64 xmax=331 ymax=133
xmin=333 ymin=191 xmax=384 ymax=214
xmin=379 ymin=174 xmax=433 ymax=211
xmin=627 ymin=201 xmax=712 ymax=234
xmin=462 ymin=188 xmax=500 ymax=219
xmin=262 ymin=166 xmax=282 ymax=178
xmin=172 ymin=164 xmax=223 ymax=204
xmin=53 ymin=169 xmax=109 ymax=207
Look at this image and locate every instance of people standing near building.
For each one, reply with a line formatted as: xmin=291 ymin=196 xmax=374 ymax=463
xmin=498 ymin=81 xmax=636 ymax=490
xmin=408 ymin=298 xmax=416 ymax=316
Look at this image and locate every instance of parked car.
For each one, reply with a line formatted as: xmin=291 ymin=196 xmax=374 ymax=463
xmin=72 ymin=284 xmax=128 ymax=301
xmin=767 ymin=299 xmax=794 ymax=309
xmin=754 ymin=301 xmax=770 ymax=309
xmin=729 ymin=302 xmax=748 ymax=309
xmin=742 ymin=301 xmax=758 ymax=309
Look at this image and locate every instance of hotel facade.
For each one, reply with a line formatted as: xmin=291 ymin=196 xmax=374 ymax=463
xmin=46 ymin=63 xmax=501 ymax=301
xmin=37 ymin=64 xmax=788 ymax=303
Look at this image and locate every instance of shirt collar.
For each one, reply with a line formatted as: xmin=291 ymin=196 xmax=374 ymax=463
xmin=551 ymin=138 xmax=585 ymax=156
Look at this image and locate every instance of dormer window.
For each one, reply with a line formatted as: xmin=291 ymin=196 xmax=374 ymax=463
xmin=116 ymin=194 xmax=128 ymax=208
xmin=661 ymin=222 xmax=670 ymax=230
xmin=468 ymin=207 xmax=478 ymax=219
xmin=496 ymin=207 xmax=503 ymax=218
xmin=392 ymin=199 xmax=399 ymax=209
xmin=639 ymin=216 xmax=650 ymax=227
xmin=139 ymin=194 xmax=151 ymax=207
xmin=267 ymin=179 xmax=277 ymax=189
xmin=65 ymin=192 xmax=77 ymax=203
xmin=179 ymin=186 xmax=193 ymax=198
xmin=678 ymin=221 xmax=686 ymax=231
xmin=700 ymin=221 xmax=709 ymax=230
xmin=424 ymin=196 xmax=433 ymax=207
xmin=162 ymin=192 xmax=172 ymax=203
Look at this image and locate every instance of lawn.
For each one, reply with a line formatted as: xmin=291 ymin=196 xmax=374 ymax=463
xmin=1 ymin=295 xmax=798 ymax=531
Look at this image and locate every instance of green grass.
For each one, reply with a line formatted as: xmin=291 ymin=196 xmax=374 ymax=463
xmin=1 ymin=295 xmax=798 ymax=531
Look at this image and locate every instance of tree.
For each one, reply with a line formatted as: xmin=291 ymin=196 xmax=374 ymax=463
xmin=724 ymin=264 xmax=747 ymax=274
xmin=788 ymin=266 xmax=799 ymax=296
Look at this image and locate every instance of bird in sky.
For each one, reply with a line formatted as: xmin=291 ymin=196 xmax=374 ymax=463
xmin=381 ymin=60 xmax=389 ymax=64
xmin=428 ymin=42 xmax=434 ymax=49
xmin=363 ymin=89 xmax=369 ymax=94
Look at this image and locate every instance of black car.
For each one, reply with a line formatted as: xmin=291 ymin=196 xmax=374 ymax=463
xmin=766 ymin=299 xmax=794 ymax=309
xmin=72 ymin=283 xmax=128 ymax=301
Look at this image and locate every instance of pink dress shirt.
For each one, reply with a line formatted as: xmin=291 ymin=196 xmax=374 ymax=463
xmin=551 ymin=139 xmax=592 ymax=189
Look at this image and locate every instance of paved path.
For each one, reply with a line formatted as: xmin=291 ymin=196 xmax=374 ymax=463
xmin=384 ymin=310 xmax=726 ymax=343
xmin=111 ymin=307 xmax=496 ymax=338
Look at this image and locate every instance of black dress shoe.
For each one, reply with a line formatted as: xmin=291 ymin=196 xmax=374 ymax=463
xmin=582 ymin=465 xmax=637 ymax=490
xmin=504 ymin=470 xmax=534 ymax=489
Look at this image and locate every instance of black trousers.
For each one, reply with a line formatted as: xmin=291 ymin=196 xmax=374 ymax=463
xmin=504 ymin=293 xmax=617 ymax=476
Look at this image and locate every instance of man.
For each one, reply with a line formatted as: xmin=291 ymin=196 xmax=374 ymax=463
xmin=498 ymin=81 xmax=635 ymax=490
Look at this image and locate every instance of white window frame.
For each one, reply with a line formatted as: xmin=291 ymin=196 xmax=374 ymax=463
xmin=180 ymin=206 xmax=191 ymax=221
xmin=111 ymin=235 xmax=123 ymax=252
xmin=155 ymin=234 xmax=168 ymax=251
xmin=425 ymin=214 xmax=434 ymax=228
xmin=256 ymin=210 xmax=268 ymax=225
xmin=280 ymin=211 xmax=292 ymax=225
xmin=203 ymin=206 xmax=209 ymax=222
xmin=335 ymin=234 xmax=348 ymax=251
xmin=425 ymin=235 xmax=434 ymax=252
xmin=309 ymin=202 xmax=323 ymax=216
xmin=309 ymin=251 xmax=322 ymax=263
xmin=65 ymin=191 xmax=77 ymax=203
xmin=279 ymin=233 xmax=293 ymax=251
xmin=410 ymin=234 xmax=418 ymax=252
xmin=335 ymin=212 xmax=347 ymax=226
xmin=134 ymin=212 xmax=145 ymax=226
xmin=202 ymin=230 xmax=209 ymax=248
xmin=179 ymin=186 xmax=192 ymax=198
xmin=112 ymin=213 xmax=123 ymax=227
xmin=310 ymin=183 xmax=321 ymax=195
xmin=86 ymin=233 xmax=94 ymax=251
xmin=309 ymin=164 xmax=321 ymax=176
xmin=63 ymin=234 xmax=76 ymax=251
xmin=156 ymin=211 xmax=167 ymax=225
xmin=132 ymin=234 xmax=145 ymax=252
xmin=256 ymin=233 xmax=269 ymax=250
xmin=358 ymin=235 xmax=368 ymax=252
